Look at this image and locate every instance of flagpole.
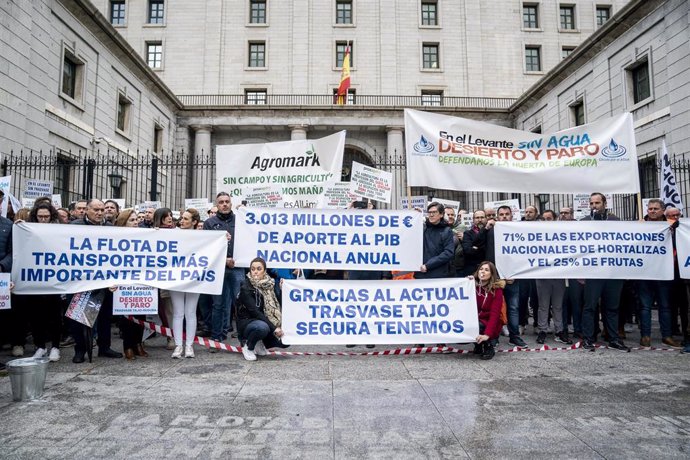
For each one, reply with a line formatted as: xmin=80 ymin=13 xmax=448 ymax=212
xmin=636 ymin=192 xmax=643 ymax=221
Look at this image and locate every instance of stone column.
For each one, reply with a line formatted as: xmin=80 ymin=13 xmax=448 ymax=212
xmin=191 ymin=125 xmax=213 ymax=200
xmin=289 ymin=124 xmax=309 ymax=140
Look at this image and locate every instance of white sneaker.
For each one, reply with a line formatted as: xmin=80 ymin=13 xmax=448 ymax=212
xmin=171 ymin=346 xmax=184 ymax=359
xmin=12 ymin=345 xmax=24 ymax=357
xmin=501 ymin=325 xmax=509 ymax=337
xmin=184 ymin=344 xmax=195 ymax=358
xmin=48 ymin=347 xmax=61 ymax=362
xmin=241 ymin=346 xmax=257 ymax=361
xmin=33 ymin=348 xmax=47 ymax=358
xmin=254 ymin=340 xmax=268 ymax=356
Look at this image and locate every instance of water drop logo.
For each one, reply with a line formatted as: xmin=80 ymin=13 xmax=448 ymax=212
xmin=413 ymin=135 xmax=435 ymax=155
xmin=601 ymin=138 xmax=627 ymax=158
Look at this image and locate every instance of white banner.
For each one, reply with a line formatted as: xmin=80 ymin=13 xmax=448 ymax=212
xmin=0 ymin=273 xmax=10 ymax=310
xmin=234 ymin=207 xmax=424 ymax=271
xmin=216 ymin=131 xmax=345 ymax=208
xmin=484 ymin=199 xmax=521 ymax=221
xmin=184 ymin=198 xmax=211 ymax=211
xmin=430 ymin=197 xmax=460 ymax=212
xmin=243 ymin=186 xmax=285 ymax=208
xmin=112 ymin=285 xmax=159 ymax=315
xmin=659 ymin=140 xmax=685 ymax=215
xmin=11 ymin=224 xmax=228 ymax=294
xmin=674 ymin=219 xmax=690 ymax=279
xmin=495 ymin=221 xmax=673 ymax=280
xmin=405 ymin=109 xmax=639 ymax=193
xmin=317 ymin=182 xmax=360 ymax=209
xmin=399 ymin=195 xmax=426 ymax=211
xmin=23 ymin=178 xmax=53 ymax=199
xmin=281 ymin=278 xmax=479 ymax=345
xmin=349 ymin=161 xmax=393 ymax=204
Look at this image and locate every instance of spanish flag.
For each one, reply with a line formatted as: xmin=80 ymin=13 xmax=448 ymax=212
xmin=336 ymin=44 xmax=351 ymax=105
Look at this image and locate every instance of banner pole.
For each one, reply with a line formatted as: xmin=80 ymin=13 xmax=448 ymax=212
xmin=637 ymin=192 xmax=643 ymax=221
xmin=407 ymin=186 xmax=413 ymax=210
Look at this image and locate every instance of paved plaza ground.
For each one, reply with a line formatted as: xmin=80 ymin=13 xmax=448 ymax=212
xmin=1 ymin=329 xmax=689 ymax=460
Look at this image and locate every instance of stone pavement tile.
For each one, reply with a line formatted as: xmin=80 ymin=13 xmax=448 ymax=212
xmin=510 ymin=375 xmax=636 ymax=405
xmin=0 ymin=399 xmax=105 ymax=448
xmin=328 ymin=357 xmax=413 ymax=380
xmin=233 ymin=379 xmax=333 ymax=417
xmin=44 ymin=374 xmax=163 ymax=401
xmin=420 ymin=379 xmax=534 ymax=408
xmin=587 ymin=373 xmax=690 ymax=403
xmin=566 ymin=410 xmax=690 ymax=458
xmin=439 ymin=404 xmax=603 ymax=459
xmin=149 ymin=375 xmax=244 ymax=404
xmin=475 ymin=355 xmax=574 ymax=379
xmin=243 ymin=356 xmax=333 ymax=380
xmin=333 ymin=380 xmax=469 ymax=459
xmin=400 ymin=354 xmax=494 ymax=380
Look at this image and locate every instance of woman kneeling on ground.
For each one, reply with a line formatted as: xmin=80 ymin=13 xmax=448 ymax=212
xmin=473 ymin=261 xmax=504 ymax=360
xmin=237 ymin=257 xmax=288 ymax=361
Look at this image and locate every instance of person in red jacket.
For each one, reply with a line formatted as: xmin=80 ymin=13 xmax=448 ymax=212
xmin=473 ymin=261 xmax=504 ymax=360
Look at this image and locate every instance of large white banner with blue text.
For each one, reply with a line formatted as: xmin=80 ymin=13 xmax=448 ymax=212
xmin=495 ymin=221 xmax=673 ymax=280
xmin=11 ymin=223 xmax=228 ymax=295
xmin=233 ymin=207 xmax=424 ymax=271
xmin=281 ymin=278 xmax=479 ymax=345
xmin=215 ymin=131 xmax=345 ymax=208
xmin=673 ymin=219 xmax=690 ymax=279
xmin=404 ymin=109 xmax=639 ymax=193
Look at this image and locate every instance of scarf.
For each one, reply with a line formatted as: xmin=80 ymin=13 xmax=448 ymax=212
xmin=248 ymin=273 xmax=282 ymax=327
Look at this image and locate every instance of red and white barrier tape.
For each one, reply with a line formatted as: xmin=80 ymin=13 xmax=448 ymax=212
xmin=125 ymin=316 xmax=680 ymax=355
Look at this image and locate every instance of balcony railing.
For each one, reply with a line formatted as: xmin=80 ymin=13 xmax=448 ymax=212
xmin=177 ymin=94 xmax=516 ymax=110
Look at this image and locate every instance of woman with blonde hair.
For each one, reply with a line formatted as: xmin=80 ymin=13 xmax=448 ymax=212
xmin=170 ymin=208 xmax=201 ymax=358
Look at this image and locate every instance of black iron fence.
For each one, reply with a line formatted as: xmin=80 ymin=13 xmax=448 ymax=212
xmin=1 ymin=147 xmax=687 ymax=220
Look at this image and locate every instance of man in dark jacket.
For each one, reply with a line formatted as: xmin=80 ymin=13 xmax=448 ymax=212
xmin=70 ymin=199 xmax=122 ymax=363
xmin=416 ymin=202 xmax=454 ymax=279
xmin=203 ymin=192 xmax=245 ymax=347
xmin=461 ymin=210 xmax=487 ymax=276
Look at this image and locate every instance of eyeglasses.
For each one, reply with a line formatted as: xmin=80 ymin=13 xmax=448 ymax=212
xmin=427 ymin=210 xmax=440 ymax=215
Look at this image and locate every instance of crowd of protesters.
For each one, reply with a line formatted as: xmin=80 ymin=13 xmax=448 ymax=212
xmin=0 ymin=191 xmax=689 ymax=370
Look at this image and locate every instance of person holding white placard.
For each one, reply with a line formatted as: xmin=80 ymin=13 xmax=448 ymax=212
xmin=170 ymin=208 xmax=201 ymax=359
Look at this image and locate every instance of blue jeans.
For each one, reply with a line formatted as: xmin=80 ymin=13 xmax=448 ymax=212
xmin=504 ymin=282 xmax=520 ymax=338
xmin=583 ymin=279 xmax=624 ymax=342
xmin=637 ymin=280 xmax=672 ymax=338
xmin=244 ymin=320 xmax=270 ymax=350
xmin=211 ymin=268 xmax=245 ymax=341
